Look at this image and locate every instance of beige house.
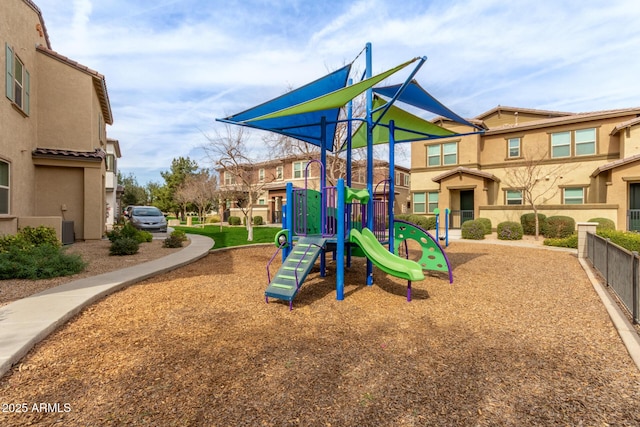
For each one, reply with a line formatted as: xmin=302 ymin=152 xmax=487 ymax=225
xmin=410 ymin=106 xmax=640 ymax=231
xmin=105 ymin=138 xmax=122 ymax=229
xmin=219 ymin=154 xmax=411 ymax=224
xmin=2 ymin=0 xmax=113 ymax=240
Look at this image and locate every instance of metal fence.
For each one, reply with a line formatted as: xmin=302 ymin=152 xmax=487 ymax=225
xmin=586 ymin=232 xmax=639 ymax=324
xmin=449 ymin=210 xmax=474 ymax=229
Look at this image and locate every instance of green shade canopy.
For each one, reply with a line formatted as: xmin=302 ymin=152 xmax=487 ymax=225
xmin=247 ymin=58 xmax=419 ymax=123
xmin=346 ymin=95 xmax=456 ymax=149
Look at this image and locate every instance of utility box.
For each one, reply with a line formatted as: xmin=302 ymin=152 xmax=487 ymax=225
xmin=62 ymin=221 xmax=75 ymax=245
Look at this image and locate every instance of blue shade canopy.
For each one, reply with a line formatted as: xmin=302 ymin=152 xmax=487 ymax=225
xmin=220 ymin=64 xmax=352 ymax=150
xmin=373 ymin=80 xmax=481 ymax=130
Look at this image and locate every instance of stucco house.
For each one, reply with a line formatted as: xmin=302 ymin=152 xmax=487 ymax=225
xmin=105 ymin=138 xmax=122 ymax=229
xmin=410 ymin=106 xmax=640 ymax=231
xmin=2 ymin=0 xmax=113 ymax=241
xmin=218 ymin=154 xmax=411 ymax=224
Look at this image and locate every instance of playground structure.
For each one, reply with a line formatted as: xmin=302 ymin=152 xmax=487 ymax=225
xmin=219 ymin=43 xmax=482 ymax=309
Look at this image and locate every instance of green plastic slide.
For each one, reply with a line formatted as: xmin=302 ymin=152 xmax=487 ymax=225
xmin=349 ymin=228 xmax=424 ymax=282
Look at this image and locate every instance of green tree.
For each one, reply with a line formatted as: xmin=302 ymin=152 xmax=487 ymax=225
xmin=159 ymin=157 xmax=199 ymax=220
xmin=118 ymin=172 xmax=147 ymax=207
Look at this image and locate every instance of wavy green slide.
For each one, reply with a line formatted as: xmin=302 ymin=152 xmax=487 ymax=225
xmin=349 ymin=228 xmax=424 ymax=282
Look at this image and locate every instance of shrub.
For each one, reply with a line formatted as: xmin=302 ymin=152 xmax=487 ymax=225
xmin=461 ymin=220 xmax=485 ymax=240
xmin=475 ymin=217 xmax=492 ymax=235
xmin=396 ymin=214 xmax=436 ymax=231
xmin=520 ymin=213 xmax=547 ymax=235
xmin=588 ymin=217 xmax=615 ymax=231
xmin=497 ymin=221 xmax=523 ymax=240
xmin=253 ymin=216 xmax=264 ymax=226
xmin=543 ymin=216 xmax=575 ymax=238
xmin=109 ymin=237 xmax=140 ymax=256
xmin=163 ymin=230 xmax=188 ymax=248
xmin=544 ymin=234 xmax=578 ymax=248
xmin=0 ymin=244 xmax=85 ymax=279
xmin=19 ymin=226 xmax=60 ymax=247
xmin=228 ymin=216 xmax=241 ymax=226
xmin=138 ymin=230 xmax=153 ymax=243
xmin=205 ymin=215 xmax=221 ymax=224
xmin=106 ymin=223 xmax=151 ymax=244
xmin=0 ymin=234 xmax=32 ymax=253
xmin=597 ymin=229 xmax=640 ymax=252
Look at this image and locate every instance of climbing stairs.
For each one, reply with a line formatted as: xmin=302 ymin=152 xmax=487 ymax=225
xmin=265 ymin=236 xmax=327 ymax=307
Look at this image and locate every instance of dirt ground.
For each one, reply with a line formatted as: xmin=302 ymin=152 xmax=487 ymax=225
xmin=1 ymin=239 xmax=640 ymax=426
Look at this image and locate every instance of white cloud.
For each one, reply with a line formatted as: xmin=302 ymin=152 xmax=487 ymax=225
xmin=34 ymin=0 xmax=640 ymax=183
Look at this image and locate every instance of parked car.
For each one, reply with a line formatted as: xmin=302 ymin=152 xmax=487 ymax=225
xmin=128 ymin=206 xmax=167 ymax=232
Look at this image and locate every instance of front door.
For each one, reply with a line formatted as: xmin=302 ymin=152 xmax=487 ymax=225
xmin=460 ymin=190 xmax=474 ymax=225
xmin=629 ymin=183 xmax=640 ymax=231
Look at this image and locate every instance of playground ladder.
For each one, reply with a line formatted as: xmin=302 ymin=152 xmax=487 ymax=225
xmin=265 ymin=236 xmax=327 ymax=309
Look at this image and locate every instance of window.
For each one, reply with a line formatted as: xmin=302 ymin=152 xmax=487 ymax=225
xmin=258 ymin=168 xmax=264 ymax=181
xmin=427 ymin=142 xmax=457 ymax=167
xmin=0 ymin=161 xmax=9 ymax=214
xmin=427 ymin=192 xmax=439 ymax=213
xmin=575 ymin=128 xmax=596 ymax=156
xmin=293 ymin=161 xmax=305 ymax=179
xmin=508 ymin=138 xmax=521 ymax=158
xmin=258 ymin=198 xmax=265 ymax=205
xmin=413 ymin=193 xmax=426 ymax=213
xmin=564 ymin=187 xmax=584 ymax=204
xmin=276 ymin=166 xmax=283 ymax=180
xmin=551 ymin=132 xmax=571 ymax=158
xmin=224 ymin=172 xmax=236 ymax=185
xmin=5 ymin=43 xmax=30 ymax=115
xmin=551 ymin=128 xmax=596 ymax=158
xmin=404 ymin=174 xmax=410 ymax=187
xmin=105 ymin=154 xmax=115 ymax=172
xmin=506 ymin=190 xmax=523 ymax=205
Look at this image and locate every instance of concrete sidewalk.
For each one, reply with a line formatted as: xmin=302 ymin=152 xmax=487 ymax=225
xmin=0 ymin=234 xmax=213 ymax=378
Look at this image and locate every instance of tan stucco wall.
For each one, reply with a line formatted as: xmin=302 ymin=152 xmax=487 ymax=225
xmin=35 ymin=166 xmax=84 ymax=239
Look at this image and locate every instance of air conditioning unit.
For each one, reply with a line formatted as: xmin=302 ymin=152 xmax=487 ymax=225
xmin=62 ymin=221 xmax=75 ymax=245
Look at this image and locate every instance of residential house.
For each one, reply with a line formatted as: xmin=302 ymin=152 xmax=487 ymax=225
xmin=2 ymin=0 xmax=113 ymax=240
xmin=218 ymin=153 xmax=411 ymax=224
xmin=410 ymin=106 xmax=640 ymax=231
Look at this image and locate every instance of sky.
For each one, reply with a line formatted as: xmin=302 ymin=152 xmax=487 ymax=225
xmin=36 ymin=0 xmax=640 ymax=185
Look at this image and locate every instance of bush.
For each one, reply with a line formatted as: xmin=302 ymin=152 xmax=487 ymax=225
xmin=138 ymin=230 xmax=153 ymax=243
xmin=497 ymin=221 xmax=523 ymax=240
xmin=109 ymin=237 xmax=140 ymax=256
xmin=521 ymin=213 xmax=547 ymax=235
xmin=228 ymin=216 xmax=241 ymax=226
xmin=461 ymin=220 xmax=485 ymax=240
xmin=475 ymin=217 xmax=492 ymax=235
xmin=395 ymin=214 xmax=436 ymax=231
xmin=19 ymin=226 xmax=60 ymax=247
xmin=543 ymin=216 xmax=575 ymax=238
xmin=588 ymin=217 xmax=615 ymax=231
xmin=0 ymin=244 xmax=85 ymax=279
xmin=163 ymin=230 xmax=188 ymax=248
xmin=597 ymin=229 xmax=640 ymax=252
xmin=205 ymin=215 xmax=221 ymax=224
xmin=0 ymin=234 xmax=32 ymax=253
xmin=253 ymin=216 xmax=264 ymax=226
xmin=106 ymin=223 xmax=151 ymax=244
xmin=544 ymin=234 xmax=578 ymax=248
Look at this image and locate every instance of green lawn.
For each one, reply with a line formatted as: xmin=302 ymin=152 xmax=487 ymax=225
xmin=173 ymin=225 xmax=281 ymax=249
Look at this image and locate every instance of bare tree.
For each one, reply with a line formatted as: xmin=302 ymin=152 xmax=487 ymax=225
xmin=202 ymin=125 xmax=270 ymax=241
xmin=503 ymin=150 xmax=575 ymax=239
xmin=175 ymin=170 xmax=218 ymax=227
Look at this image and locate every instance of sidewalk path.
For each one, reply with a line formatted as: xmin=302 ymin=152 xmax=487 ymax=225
xmin=0 ymin=234 xmax=213 ymax=378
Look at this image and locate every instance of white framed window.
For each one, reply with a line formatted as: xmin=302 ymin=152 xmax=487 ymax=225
xmin=427 ymin=143 xmax=457 ymax=167
xmin=564 ymin=187 xmax=584 ymax=204
xmin=551 ymin=132 xmax=571 ymax=158
xmin=413 ymin=193 xmax=426 ymax=213
xmin=224 ymin=172 xmax=236 ymax=185
xmin=575 ymin=128 xmax=596 ymax=156
xmin=5 ymin=43 xmax=30 ymax=115
xmin=506 ymin=190 xmax=523 ymax=205
xmin=0 ymin=160 xmax=9 ymax=214
xmin=258 ymin=168 xmax=264 ymax=182
xmin=508 ymin=137 xmax=521 ymax=158
xmin=258 ymin=198 xmax=265 ymax=205
xmin=276 ymin=166 xmax=283 ymax=180
xmin=404 ymin=174 xmax=410 ymax=187
xmin=427 ymin=192 xmax=439 ymax=213
xmin=293 ymin=161 xmax=305 ymax=179
xmin=105 ymin=154 xmax=115 ymax=172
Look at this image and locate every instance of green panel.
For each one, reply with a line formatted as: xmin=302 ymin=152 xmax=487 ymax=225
xmin=305 ymin=189 xmax=321 ymax=235
xmin=349 ymin=96 xmax=455 ymax=149
xmin=248 ymin=59 xmax=417 ymax=122
xmin=393 ymin=220 xmax=450 ymax=274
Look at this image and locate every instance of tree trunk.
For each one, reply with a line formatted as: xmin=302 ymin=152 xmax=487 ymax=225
xmin=533 ymin=206 xmax=540 ymax=240
xmin=246 ymin=205 xmax=254 ymax=241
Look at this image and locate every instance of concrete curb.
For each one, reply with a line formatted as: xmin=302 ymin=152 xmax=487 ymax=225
xmin=577 ymin=258 xmax=640 ymax=371
xmin=0 ymin=234 xmax=213 ymax=378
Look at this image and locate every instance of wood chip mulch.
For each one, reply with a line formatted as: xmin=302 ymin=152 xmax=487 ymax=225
xmin=1 ymin=242 xmax=639 ymax=426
